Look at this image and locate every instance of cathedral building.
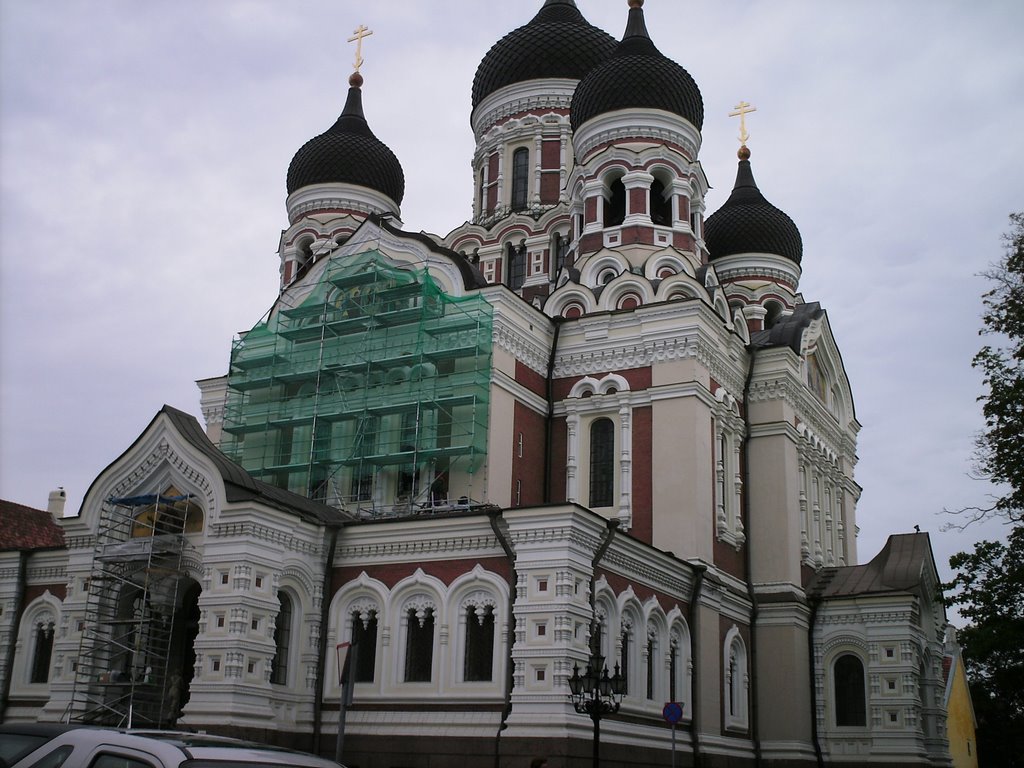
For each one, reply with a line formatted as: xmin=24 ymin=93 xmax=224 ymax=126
xmin=0 ymin=2 xmax=955 ymax=766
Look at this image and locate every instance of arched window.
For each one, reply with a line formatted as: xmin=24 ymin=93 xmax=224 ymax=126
xmin=464 ymin=604 xmax=495 ymax=682
xmin=270 ymin=592 xmax=293 ymax=685
xmin=30 ymin=618 xmax=55 ymax=684
xmin=352 ymin=609 xmax=378 ymax=683
xmin=646 ymin=632 xmax=656 ymax=700
xmin=511 ymin=148 xmax=529 ymax=212
xmin=506 ymin=241 xmax=527 ymax=291
xmin=834 ymin=653 xmax=866 ymax=726
xmin=669 ymin=637 xmax=679 ymax=702
xmin=563 ymin=303 xmax=584 ymax=319
xmin=604 ymin=178 xmax=626 ymax=227
xmin=619 ymin=623 xmax=631 ymax=695
xmin=650 ymin=178 xmax=673 ymax=225
xmin=589 ymin=418 xmax=615 ymax=508
xmin=724 ymin=630 xmax=749 ymax=729
xmin=404 ymin=606 xmax=435 ymax=682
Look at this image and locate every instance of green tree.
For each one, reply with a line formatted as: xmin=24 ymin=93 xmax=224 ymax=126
xmin=946 ymin=527 xmax=1024 ymax=766
xmin=946 ymin=213 xmax=1024 ymax=766
xmin=968 ymin=211 xmax=1024 ymax=523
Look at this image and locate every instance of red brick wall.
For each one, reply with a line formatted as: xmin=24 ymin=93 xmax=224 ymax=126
xmin=540 ymin=173 xmax=560 ymax=204
xmin=551 ymin=367 xmax=652 ymax=401
xmin=515 ymin=360 xmax=547 ymax=398
xmin=629 ymin=187 xmax=647 ymax=215
xmin=631 ymin=406 xmax=653 ymax=544
xmin=512 ymin=401 xmax=547 ymax=507
xmin=549 ymin=417 xmax=568 ymax=502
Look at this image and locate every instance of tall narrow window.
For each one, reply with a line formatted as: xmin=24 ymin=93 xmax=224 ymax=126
xmin=507 ymin=242 xmax=527 ymax=291
xmin=604 ymin=178 xmax=626 ymax=226
xmin=511 ymin=148 xmax=529 ymax=211
xmin=464 ymin=605 xmax=495 ymax=681
xmin=270 ymin=592 xmax=293 ymax=685
xmin=589 ymin=418 xmax=615 ymax=508
xmin=619 ymin=628 xmax=630 ymax=695
xmin=404 ymin=607 xmax=435 ymax=682
xmin=728 ymin=650 xmax=739 ymax=717
xmin=669 ymin=641 xmax=678 ymax=702
xmin=30 ymin=620 xmax=54 ymax=684
xmin=646 ymin=634 xmax=655 ymax=700
xmin=834 ymin=654 xmax=867 ymax=726
xmin=351 ymin=610 xmax=378 ymax=683
xmin=650 ymin=178 xmax=673 ymax=225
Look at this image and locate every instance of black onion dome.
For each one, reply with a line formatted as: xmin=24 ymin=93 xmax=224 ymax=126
xmin=287 ymin=80 xmax=405 ymax=205
xmin=705 ymin=151 xmax=803 ymax=265
xmin=472 ymin=0 xmax=616 ymax=109
xmin=570 ymin=1 xmax=703 ymax=132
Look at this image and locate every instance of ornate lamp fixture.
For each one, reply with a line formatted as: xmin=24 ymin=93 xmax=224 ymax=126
xmin=567 ymin=651 xmax=626 ymax=767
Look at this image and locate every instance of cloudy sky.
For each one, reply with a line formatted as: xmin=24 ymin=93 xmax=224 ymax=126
xmin=2 ymin=0 xmax=1022 ymax=588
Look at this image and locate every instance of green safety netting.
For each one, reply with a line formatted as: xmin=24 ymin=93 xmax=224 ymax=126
xmin=221 ymin=250 xmax=493 ymax=518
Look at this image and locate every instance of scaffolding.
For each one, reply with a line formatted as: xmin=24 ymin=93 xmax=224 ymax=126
xmin=69 ymin=493 xmax=196 ymax=727
xmin=220 ymin=250 xmax=494 ymax=518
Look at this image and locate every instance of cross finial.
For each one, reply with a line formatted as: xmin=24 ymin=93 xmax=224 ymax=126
xmin=729 ymin=100 xmax=757 ymax=146
xmin=347 ymin=24 xmax=374 ymax=73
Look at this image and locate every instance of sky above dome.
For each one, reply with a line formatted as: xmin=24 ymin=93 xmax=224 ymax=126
xmin=1 ymin=0 xmax=1022 ymax=592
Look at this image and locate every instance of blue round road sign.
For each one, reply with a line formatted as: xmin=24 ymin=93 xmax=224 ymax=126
xmin=663 ymin=701 xmax=683 ymax=724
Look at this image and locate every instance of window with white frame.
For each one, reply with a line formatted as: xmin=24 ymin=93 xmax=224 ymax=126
xmin=403 ymin=603 xmax=436 ymax=682
xmin=463 ymin=603 xmax=495 ymax=682
xmin=29 ymin=613 xmax=56 ymax=684
xmin=563 ymin=375 xmax=634 ymax=529
xmin=269 ymin=591 xmax=294 ymax=686
xmin=589 ymin=418 xmax=615 ymax=508
xmin=833 ymin=653 xmax=867 ymax=727
xmin=724 ymin=628 xmax=749 ymax=730
xmin=351 ymin=608 xmax=378 ymax=683
xmin=714 ymin=401 xmax=745 ymax=548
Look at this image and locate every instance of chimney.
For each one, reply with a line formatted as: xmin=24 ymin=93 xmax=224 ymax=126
xmin=47 ymin=487 xmax=67 ymax=519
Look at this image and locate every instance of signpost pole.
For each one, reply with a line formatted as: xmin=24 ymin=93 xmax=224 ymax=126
xmin=662 ymin=701 xmax=684 ymax=768
xmin=334 ymin=642 xmax=354 ymax=764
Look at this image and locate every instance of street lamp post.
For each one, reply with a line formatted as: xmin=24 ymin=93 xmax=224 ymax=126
xmin=567 ymin=652 xmax=626 ymax=768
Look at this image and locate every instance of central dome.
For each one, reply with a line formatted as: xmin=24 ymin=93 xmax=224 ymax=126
xmin=571 ymin=1 xmax=703 ymax=133
xmin=472 ymin=0 xmax=616 ymax=109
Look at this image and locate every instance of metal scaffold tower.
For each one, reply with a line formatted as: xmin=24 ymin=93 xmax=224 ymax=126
xmin=68 ymin=493 xmax=194 ymax=727
xmin=220 ymin=249 xmax=494 ymax=518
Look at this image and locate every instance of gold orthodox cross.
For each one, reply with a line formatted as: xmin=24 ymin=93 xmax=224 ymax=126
xmin=348 ymin=24 xmax=373 ymax=72
xmin=729 ymin=101 xmax=757 ymax=145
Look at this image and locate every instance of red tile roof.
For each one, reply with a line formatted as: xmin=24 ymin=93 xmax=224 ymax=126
xmin=0 ymin=498 xmax=66 ymax=551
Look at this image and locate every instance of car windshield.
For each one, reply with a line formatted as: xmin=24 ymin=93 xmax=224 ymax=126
xmin=0 ymin=734 xmax=50 ymax=763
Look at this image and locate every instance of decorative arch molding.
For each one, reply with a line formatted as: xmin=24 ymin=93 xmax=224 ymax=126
xmin=278 ymin=561 xmax=319 ymax=606
xmin=448 ymin=564 xmax=510 ymax=612
xmin=646 ymin=251 xmax=695 ymax=281
xmin=331 ymin=571 xmax=389 ymax=630
xmin=579 ymin=253 xmax=627 ymax=288
xmin=80 ymin=418 xmax=222 ymax=533
xmin=599 ymin=275 xmax=654 ymax=312
xmin=388 ymin=568 xmax=446 ymax=619
xmin=545 ymin=285 xmax=597 ymax=318
xmin=654 ymin=273 xmax=709 ymax=304
xmin=568 ymin=373 xmax=631 ymax=399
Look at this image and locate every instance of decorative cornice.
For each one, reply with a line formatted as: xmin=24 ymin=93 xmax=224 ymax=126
xmin=572 ymin=110 xmax=701 ymax=166
xmin=210 ymin=521 xmax=322 ymax=556
xmin=472 ymin=79 xmax=577 ymax=138
xmin=336 ymin=533 xmax=502 ymax=562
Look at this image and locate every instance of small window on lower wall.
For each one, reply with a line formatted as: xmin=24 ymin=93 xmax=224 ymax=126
xmin=405 ymin=607 xmax=435 ymax=682
xmin=834 ymin=653 xmax=867 ymax=726
xmin=464 ymin=605 xmax=495 ymax=681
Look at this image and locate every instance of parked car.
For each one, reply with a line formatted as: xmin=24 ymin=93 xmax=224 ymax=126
xmin=0 ymin=725 xmax=347 ymax=768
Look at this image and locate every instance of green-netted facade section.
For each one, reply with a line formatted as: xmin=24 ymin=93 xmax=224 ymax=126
xmin=221 ymin=250 xmax=493 ymax=518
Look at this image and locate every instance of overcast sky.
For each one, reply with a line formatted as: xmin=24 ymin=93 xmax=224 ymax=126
xmin=2 ymin=0 xmax=1022 ymax=589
